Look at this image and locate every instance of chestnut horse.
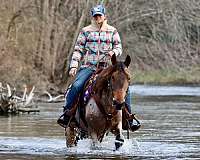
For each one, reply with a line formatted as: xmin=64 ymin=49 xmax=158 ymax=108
xmin=65 ymin=54 xmax=131 ymax=150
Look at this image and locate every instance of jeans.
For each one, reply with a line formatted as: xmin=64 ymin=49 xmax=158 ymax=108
xmin=64 ymin=67 xmax=94 ymax=110
xmin=64 ymin=67 xmax=132 ymax=115
xmin=125 ymin=89 xmax=133 ymax=124
xmin=125 ymin=89 xmax=131 ymax=113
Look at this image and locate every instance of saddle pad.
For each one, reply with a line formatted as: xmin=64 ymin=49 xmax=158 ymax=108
xmin=83 ymin=74 xmax=97 ymax=105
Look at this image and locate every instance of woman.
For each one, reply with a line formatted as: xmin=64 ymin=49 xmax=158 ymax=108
xmin=58 ymin=4 xmax=140 ymax=132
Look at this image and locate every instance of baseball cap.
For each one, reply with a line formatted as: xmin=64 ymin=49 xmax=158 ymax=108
xmin=91 ymin=5 xmax=105 ymax=17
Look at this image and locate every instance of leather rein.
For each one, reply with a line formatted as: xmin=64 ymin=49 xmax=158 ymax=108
xmin=91 ymin=66 xmax=128 ymax=124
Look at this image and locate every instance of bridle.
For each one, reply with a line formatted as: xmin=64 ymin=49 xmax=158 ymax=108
xmin=106 ymin=63 xmax=130 ymax=111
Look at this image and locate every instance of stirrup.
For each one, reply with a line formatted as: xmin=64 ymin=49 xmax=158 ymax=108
xmin=128 ymin=114 xmax=141 ymax=132
xmin=129 ymin=123 xmax=141 ymax=132
xmin=57 ymin=110 xmax=71 ymax=128
xmin=128 ymin=113 xmax=136 ymax=120
xmin=57 ymin=118 xmax=68 ymax=128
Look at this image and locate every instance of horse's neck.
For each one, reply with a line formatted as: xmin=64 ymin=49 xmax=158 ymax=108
xmin=98 ymin=65 xmax=113 ymax=77
xmin=93 ymin=67 xmax=113 ymax=106
xmin=93 ymin=66 xmax=112 ymax=92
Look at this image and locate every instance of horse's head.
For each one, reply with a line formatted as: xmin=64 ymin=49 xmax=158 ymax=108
xmin=93 ymin=54 xmax=131 ymax=109
xmin=109 ymin=54 xmax=131 ymax=108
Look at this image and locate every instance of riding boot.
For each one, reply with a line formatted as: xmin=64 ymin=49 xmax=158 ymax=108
xmin=128 ymin=118 xmax=141 ymax=132
xmin=124 ymin=89 xmax=141 ymax=132
xmin=57 ymin=108 xmax=71 ymax=128
xmin=57 ymin=84 xmax=77 ymax=128
xmin=125 ymin=103 xmax=141 ymax=132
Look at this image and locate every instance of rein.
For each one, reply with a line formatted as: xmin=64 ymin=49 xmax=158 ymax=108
xmin=107 ymin=77 xmax=126 ymax=111
xmin=89 ymin=53 xmax=109 ymax=70
xmin=107 ymin=63 xmax=130 ymax=111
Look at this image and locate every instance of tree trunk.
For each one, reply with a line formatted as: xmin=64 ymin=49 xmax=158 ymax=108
xmin=62 ymin=0 xmax=91 ymax=84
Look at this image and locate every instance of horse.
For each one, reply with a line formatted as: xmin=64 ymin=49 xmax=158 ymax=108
xmin=65 ymin=54 xmax=131 ymax=150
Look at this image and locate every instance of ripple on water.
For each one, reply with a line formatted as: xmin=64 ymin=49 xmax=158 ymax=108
xmin=0 ymin=85 xmax=200 ymax=159
xmin=0 ymin=136 xmax=197 ymax=158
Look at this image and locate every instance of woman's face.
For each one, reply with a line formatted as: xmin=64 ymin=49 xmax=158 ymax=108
xmin=93 ymin=14 xmax=105 ymax=25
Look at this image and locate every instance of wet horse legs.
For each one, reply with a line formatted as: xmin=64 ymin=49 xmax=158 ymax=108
xmin=114 ymin=110 xmax=124 ymax=150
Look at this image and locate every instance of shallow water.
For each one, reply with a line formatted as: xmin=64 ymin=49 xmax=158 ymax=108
xmin=0 ymin=85 xmax=200 ymax=159
xmin=131 ymin=85 xmax=200 ymax=96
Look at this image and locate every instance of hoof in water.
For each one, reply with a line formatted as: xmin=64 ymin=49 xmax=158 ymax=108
xmin=115 ymin=134 xmax=124 ymax=150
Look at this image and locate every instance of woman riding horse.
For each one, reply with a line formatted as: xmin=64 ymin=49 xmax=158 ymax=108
xmin=57 ymin=5 xmax=140 ymax=133
xmin=65 ymin=54 xmax=138 ymax=150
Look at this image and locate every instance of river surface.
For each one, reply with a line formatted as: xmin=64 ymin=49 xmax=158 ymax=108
xmin=0 ymin=85 xmax=200 ymax=160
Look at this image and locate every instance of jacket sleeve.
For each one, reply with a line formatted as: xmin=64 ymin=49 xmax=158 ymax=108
xmin=70 ymin=30 xmax=86 ymax=68
xmin=112 ymin=30 xmax=122 ymax=56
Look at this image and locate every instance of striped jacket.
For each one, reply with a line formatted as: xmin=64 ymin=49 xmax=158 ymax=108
xmin=70 ymin=20 xmax=122 ymax=69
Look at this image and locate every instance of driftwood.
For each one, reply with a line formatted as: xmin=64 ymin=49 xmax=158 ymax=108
xmin=0 ymin=82 xmax=66 ymax=115
xmin=0 ymin=83 xmax=39 ymax=114
xmin=17 ymin=108 xmax=40 ymax=113
xmin=36 ymin=91 xmax=64 ymax=103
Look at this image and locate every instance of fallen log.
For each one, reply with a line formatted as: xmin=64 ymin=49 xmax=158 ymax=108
xmin=0 ymin=83 xmax=40 ymax=114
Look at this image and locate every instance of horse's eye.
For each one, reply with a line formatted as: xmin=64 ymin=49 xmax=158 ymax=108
xmin=111 ymin=76 xmax=115 ymax=81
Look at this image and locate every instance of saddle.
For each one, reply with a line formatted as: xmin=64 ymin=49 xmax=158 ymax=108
xmin=61 ymin=71 xmax=99 ymax=130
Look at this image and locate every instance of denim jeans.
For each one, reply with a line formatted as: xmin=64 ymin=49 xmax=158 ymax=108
xmin=125 ymin=88 xmax=133 ymax=124
xmin=64 ymin=67 xmax=132 ymax=115
xmin=125 ymin=88 xmax=131 ymax=113
xmin=64 ymin=67 xmax=94 ymax=110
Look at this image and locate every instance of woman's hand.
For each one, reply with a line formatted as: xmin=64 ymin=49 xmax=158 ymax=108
xmin=69 ymin=68 xmax=77 ymax=77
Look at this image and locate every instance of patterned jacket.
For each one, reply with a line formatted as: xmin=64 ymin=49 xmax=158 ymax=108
xmin=70 ymin=20 xmax=122 ymax=69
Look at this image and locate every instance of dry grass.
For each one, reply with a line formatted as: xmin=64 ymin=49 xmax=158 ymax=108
xmin=133 ymin=66 xmax=200 ymax=85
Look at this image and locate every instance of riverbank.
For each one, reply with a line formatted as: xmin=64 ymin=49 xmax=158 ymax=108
xmin=1 ymin=67 xmax=200 ymax=94
xmin=133 ymin=67 xmax=200 ymax=86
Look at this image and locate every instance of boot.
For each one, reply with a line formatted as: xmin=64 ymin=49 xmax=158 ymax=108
xmin=128 ymin=114 xmax=141 ymax=132
xmin=57 ymin=110 xmax=71 ymax=128
xmin=128 ymin=120 xmax=141 ymax=132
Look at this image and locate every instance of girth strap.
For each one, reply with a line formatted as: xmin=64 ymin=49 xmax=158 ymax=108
xmin=93 ymin=95 xmax=112 ymax=120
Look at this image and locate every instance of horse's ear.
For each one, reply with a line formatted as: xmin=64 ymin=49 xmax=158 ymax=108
xmin=111 ymin=54 xmax=117 ymax=65
xmin=124 ymin=55 xmax=131 ymax=67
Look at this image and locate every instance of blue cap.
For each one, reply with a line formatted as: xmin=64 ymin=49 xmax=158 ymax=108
xmin=91 ymin=5 xmax=106 ymax=17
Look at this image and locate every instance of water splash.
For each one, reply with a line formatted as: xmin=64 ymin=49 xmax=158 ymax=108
xmin=0 ymin=137 xmax=66 ymax=155
xmin=0 ymin=136 xmax=193 ymax=158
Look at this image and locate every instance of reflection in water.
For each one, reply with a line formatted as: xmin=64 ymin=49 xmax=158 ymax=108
xmin=0 ymin=85 xmax=200 ymax=159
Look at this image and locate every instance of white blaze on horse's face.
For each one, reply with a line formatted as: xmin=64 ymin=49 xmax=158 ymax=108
xmin=111 ymin=68 xmax=129 ymax=104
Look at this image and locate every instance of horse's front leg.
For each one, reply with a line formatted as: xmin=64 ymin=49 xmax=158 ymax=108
xmin=114 ymin=110 xmax=124 ymax=150
xmin=89 ymin=130 xmax=98 ymax=149
xmin=65 ymin=125 xmax=78 ymax=147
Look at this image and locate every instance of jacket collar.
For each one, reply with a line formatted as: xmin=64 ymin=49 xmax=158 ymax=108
xmin=91 ymin=19 xmax=108 ymax=31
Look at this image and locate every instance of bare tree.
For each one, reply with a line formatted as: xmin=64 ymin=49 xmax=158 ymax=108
xmin=0 ymin=0 xmax=199 ymax=88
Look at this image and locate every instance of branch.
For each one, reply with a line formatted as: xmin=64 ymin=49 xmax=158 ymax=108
xmin=111 ymin=9 xmax=163 ymax=26
xmin=64 ymin=0 xmax=91 ymax=83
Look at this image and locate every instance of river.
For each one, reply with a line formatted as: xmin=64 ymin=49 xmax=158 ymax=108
xmin=0 ymin=85 xmax=200 ymax=159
